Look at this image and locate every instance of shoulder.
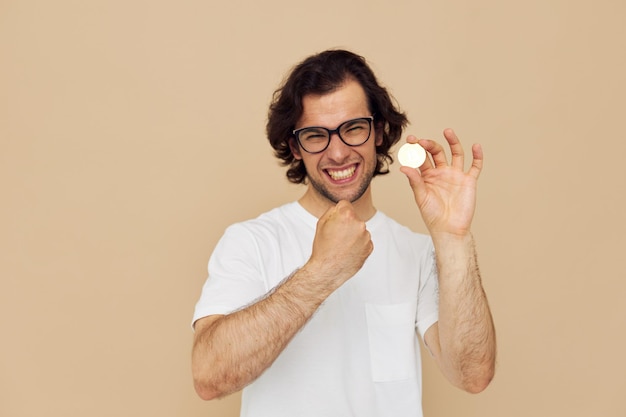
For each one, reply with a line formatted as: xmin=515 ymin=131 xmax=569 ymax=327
xmin=230 ymin=202 xmax=301 ymax=234
xmin=212 ymin=202 xmax=312 ymax=279
xmin=220 ymin=202 xmax=308 ymax=246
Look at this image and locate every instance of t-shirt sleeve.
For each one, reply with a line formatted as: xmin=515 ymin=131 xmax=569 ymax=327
xmin=416 ymin=240 xmax=439 ymax=339
xmin=192 ymin=223 xmax=269 ymax=328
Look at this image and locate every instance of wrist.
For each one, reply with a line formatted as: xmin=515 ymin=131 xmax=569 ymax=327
xmin=430 ymin=232 xmax=478 ymax=280
xmin=430 ymin=230 xmax=474 ymax=247
xmin=288 ymin=262 xmax=339 ymax=299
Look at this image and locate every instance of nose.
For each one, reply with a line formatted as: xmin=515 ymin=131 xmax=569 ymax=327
xmin=324 ymin=132 xmax=351 ymax=162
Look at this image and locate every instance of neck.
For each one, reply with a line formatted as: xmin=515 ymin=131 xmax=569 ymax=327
xmin=298 ymin=186 xmax=377 ymax=221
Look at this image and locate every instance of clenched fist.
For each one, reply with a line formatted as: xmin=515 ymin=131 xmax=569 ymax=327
xmin=307 ymin=200 xmax=373 ymax=288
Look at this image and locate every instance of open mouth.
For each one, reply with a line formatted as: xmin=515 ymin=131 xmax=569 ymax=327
xmin=325 ymin=165 xmax=357 ymax=181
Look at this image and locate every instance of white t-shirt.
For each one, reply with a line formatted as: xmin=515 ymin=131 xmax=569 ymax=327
xmin=193 ymin=202 xmax=439 ymax=417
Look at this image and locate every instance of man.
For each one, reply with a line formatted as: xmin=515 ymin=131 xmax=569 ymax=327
xmin=191 ymin=49 xmax=496 ymax=417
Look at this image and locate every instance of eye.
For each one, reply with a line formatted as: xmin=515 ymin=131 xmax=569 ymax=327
xmin=342 ymin=120 xmax=369 ymax=135
xmin=346 ymin=124 xmax=365 ymax=132
xmin=300 ymin=128 xmax=327 ymax=142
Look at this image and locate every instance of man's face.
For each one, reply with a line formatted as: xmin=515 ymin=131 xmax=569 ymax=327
xmin=291 ymin=79 xmax=382 ymax=205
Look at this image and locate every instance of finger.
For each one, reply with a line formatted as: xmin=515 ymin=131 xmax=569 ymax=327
xmin=400 ymin=164 xmax=425 ymax=198
xmin=443 ymin=128 xmax=465 ymax=170
xmin=336 ymin=200 xmax=364 ymax=224
xmin=317 ymin=204 xmax=336 ymax=227
xmin=468 ymin=143 xmax=484 ymax=179
xmin=419 ymin=139 xmax=448 ymax=168
xmin=335 ymin=199 xmax=353 ymax=210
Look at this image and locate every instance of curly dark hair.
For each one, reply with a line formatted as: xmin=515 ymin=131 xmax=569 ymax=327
xmin=266 ymin=49 xmax=409 ymax=184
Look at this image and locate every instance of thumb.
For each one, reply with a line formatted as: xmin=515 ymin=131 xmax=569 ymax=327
xmin=318 ymin=199 xmax=353 ymax=226
xmin=399 ymin=165 xmax=423 ymax=189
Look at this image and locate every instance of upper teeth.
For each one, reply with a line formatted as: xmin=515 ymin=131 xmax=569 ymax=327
xmin=328 ymin=166 xmax=355 ymax=180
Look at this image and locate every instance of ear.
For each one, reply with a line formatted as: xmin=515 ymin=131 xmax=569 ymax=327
xmin=374 ymin=122 xmax=384 ymax=147
xmin=289 ymin=137 xmax=302 ymax=160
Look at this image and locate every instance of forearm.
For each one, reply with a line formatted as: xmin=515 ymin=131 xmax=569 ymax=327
xmin=430 ymin=232 xmax=496 ymax=393
xmin=192 ymin=266 xmax=335 ymax=400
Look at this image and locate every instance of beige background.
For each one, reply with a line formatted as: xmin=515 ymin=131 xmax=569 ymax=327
xmin=2 ymin=0 xmax=625 ymax=416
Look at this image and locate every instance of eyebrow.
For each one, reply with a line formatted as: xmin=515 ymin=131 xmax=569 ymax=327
xmin=296 ymin=116 xmax=371 ymax=130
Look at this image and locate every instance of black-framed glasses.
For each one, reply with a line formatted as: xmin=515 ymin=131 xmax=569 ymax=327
xmin=292 ymin=116 xmax=374 ymax=154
